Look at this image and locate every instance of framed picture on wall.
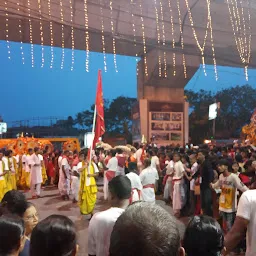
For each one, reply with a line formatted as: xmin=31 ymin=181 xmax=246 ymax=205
xmin=170 ymin=132 xmax=182 ymax=141
xmin=165 ymin=123 xmax=182 ymax=131
xmin=151 ymin=133 xmax=170 ymax=141
xmin=151 ymin=122 xmax=165 ymax=131
xmin=151 ymin=112 xmax=170 ymax=121
xmin=172 ymin=113 xmax=182 ymax=121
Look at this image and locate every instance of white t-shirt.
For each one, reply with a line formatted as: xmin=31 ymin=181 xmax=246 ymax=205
xmin=151 ymin=156 xmax=160 ymax=170
xmin=2 ymin=157 xmax=9 ymax=171
xmin=88 ymin=207 xmax=125 ymax=256
xmin=212 ymin=173 xmax=248 ymax=213
xmin=236 ymin=190 xmax=256 ymax=256
xmin=126 ymin=172 xmax=143 ymax=190
xmin=106 ymin=157 xmax=118 ymax=172
xmin=58 ymin=156 xmax=63 ymax=170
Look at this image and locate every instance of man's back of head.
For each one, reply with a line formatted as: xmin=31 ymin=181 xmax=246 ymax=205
xmin=109 ymin=202 xmax=185 ymax=256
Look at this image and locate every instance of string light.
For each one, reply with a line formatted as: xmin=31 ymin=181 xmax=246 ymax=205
xmin=184 ymin=0 xmax=210 ymax=76
xmin=227 ymin=0 xmax=251 ymax=80
xmin=47 ymin=0 xmax=54 ymax=68
xmin=159 ymin=0 xmax=167 ymax=78
xmin=109 ymin=0 xmax=118 ymax=72
xmin=168 ymin=0 xmax=176 ymax=76
xmin=69 ymin=0 xmax=75 ymax=71
xmin=154 ymin=0 xmax=162 ymax=77
xmin=138 ymin=0 xmax=148 ymax=77
xmin=37 ymin=0 xmax=44 ymax=68
xmin=59 ymin=0 xmax=65 ymax=69
xmin=130 ymin=0 xmax=138 ymax=75
xmin=176 ymin=0 xmax=187 ymax=78
xmin=100 ymin=0 xmax=107 ymax=72
xmin=27 ymin=0 xmax=34 ymax=67
xmin=17 ymin=2 xmax=24 ymax=64
xmin=84 ymin=0 xmax=90 ymax=72
xmin=5 ymin=1 xmax=10 ymax=60
xmin=207 ymin=0 xmax=218 ymax=80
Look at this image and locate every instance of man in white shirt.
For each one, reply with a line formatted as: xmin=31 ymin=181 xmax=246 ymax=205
xmin=0 ymin=150 xmax=8 ymax=201
xmin=126 ymin=162 xmax=142 ymax=203
xmin=88 ymin=176 xmax=131 ymax=256
xmin=116 ymin=149 xmax=126 ymax=176
xmin=140 ymin=158 xmax=159 ymax=203
xmin=224 ymin=189 xmax=256 ymax=256
xmin=101 ymin=150 xmax=118 ymax=200
xmin=58 ymin=150 xmax=71 ymax=200
xmin=29 ymin=147 xmax=43 ymax=199
xmin=23 ymin=148 xmax=33 ymax=191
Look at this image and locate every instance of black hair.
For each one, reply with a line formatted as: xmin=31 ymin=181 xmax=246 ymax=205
xmin=143 ymin=158 xmax=151 ymax=168
xmin=0 ymin=215 xmax=25 ymax=255
xmin=30 ymin=215 xmax=77 ymax=256
xmin=116 ymin=148 xmax=123 ymax=154
xmin=34 ymin=147 xmax=39 ymax=153
xmin=235 ymin=154 xmax=243 ymax=163
xmin=0 ymin=190 xmax=28 ymax=217
xmin=128 ymin=162 xmax=138 ymax=173
xmin=109 ymin=202 xmax=181 ymax=256
xmin=110 ymin=149 xmax=116 ymax=157
xmin=28 ymin=148 xmax=33 ymax=153
xmin=108 ymin=176 xmax=131 ymax=200
xmin=218 ymin=159 xmax=230 ymax=168
xmin=183 ymin=215 xmax=224 ymax=256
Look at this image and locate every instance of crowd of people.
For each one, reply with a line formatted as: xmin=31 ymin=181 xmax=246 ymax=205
xmin=0 ymin=142 xmax=256 ymax=255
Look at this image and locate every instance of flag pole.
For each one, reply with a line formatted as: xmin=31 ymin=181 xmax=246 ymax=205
xmin=88 ymin=100 xmax=97 ymax=171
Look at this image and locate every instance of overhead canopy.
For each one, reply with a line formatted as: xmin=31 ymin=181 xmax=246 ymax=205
xmin=0 ymin=0 xmax=255 ymax=68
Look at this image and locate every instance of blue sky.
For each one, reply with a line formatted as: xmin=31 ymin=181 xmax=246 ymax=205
xmin=0 ymin=40 xmax=255 ymax=123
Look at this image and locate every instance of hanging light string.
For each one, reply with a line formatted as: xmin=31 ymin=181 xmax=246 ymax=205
xmin=176 ymin=0 xmax=187 ymax=78
xmin=139 ymin=0 xmax=148 ymax=77
xmin=27 ymin=0 xmax=34 ymax=67
xmin=168 ymin=0 xmax=176 ymax=76
xmin=130 ymin=0 xmax=139 ymax=75
xmin=227 ymin=0 xmax=251 ymax=80
xmin=109 ymin=0 xmax=118 ymax=72
xmin=17 ymin=2 xmax=25 ymax=64
xmin=184 ymin=0 xmax=210 ymax=76
xmin=159 ymin=0 xmax=167 ymax=78
xmin=100 ymin=0 xmax=107 ymax=72
xmin=154 ymin=0 xmax=162 ymax=77
xmin=60 ymin=0 xmax=65 ymax=69
xmin=37 ymin=0 xmax=44 ymax=68
xmin=69 ymin=0 xmax=75 ymax=71
xmin=47 ymin=0 xmax=54 ymax=68
xmin=206 ymin=0 xmax=218 ymax=80
xmin=5 ymin=1 xmax=11 ymax=60
xmin=84 ymin=0 xmax=90 ymax=72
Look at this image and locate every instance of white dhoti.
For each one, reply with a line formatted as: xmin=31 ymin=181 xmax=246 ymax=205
xmin=172 ymin=179 xmax=183 ymax=213
xmin=103 ymin=170 xmax=116 ymax=200
xmin=141 ymin=184 xmax=155 ymax=203
xmin=70 ymin=176 xmax=80 ymax=201
xmin=58 ymin=171 xmax=70 ymax=196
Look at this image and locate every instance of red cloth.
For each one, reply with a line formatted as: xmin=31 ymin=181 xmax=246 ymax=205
xmin=47 ymin=161 xmax=55 ymax=178
xmin=117 ymin=155 xmax=126 ymax=168
xmin=88 ymin=70 xmax=105 ymax=159
xmin=105 ymin=171 xmax=115 ymax=181
xmin=239 ymin=173 xmax=251 ymax=185
xmin=143 ymin=184 xmax=155 ymax=189
xmin=163 ymin=175 xmax=170 ymax=186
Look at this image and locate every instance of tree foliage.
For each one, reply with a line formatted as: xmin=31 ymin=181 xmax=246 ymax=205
xmin=185 ymin=85 xmax=256 ymax=143
xmin=74 ymin=96 xmax=137 ymax=141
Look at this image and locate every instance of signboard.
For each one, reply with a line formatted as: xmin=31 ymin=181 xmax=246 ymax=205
xmin=149 ymin=112 xmax=183 ymax=145
xmin=0 ymin=123 xmax=7 ymax=134
xmin=209 ymin=103 xmax=218 ymax=120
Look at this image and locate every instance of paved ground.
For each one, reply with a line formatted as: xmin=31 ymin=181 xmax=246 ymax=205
xmin=26 ymin=181 xmax=187 ymax=256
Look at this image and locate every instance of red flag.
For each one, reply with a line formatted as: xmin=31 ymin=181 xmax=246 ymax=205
xmin=92 ymin=70 xmax=105 ymax=150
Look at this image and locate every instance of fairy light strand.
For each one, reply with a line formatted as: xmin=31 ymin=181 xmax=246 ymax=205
xmin=109 ymin=0 xmax=118 ymax=72
xmin=69 ymin=0 xmax=75 ymax=71
xmin=60 ymin=0 xmax=65 ymax=69
xmin=176 ymin=0 xmax=187 ymax=78
xmin=184 ymin=0 xmax=211 ymax=76
xmin=159 ymin=0 xmax=167 ymax=78
xmin=227 ymin=0 xmax=251 ymax=80
xmin=206 ymin=0 xmax=218 ymax=80
xmin=27 ymin=0 xmax=34 ymax=67
xmin=154 ymin=0 xmax=162 ymax=77
xmin=84 ymin=0 xmax=90 ymax=72
xmin=130 ymin=0 xmax=138 ymax=75
xmin=47 ymin=0 xmax=54 ymax=68
xmin=168 ymin=0 xmax=176 ymax=76
xmin=139 ymin=0 xmax=148 ymax=77
xmin=17 ymin=2 xmax=24 ymax=64
xmin=37 ymin=0 xmax=44 ymax=68
xmin=100 ymin=0 xmax=107 ymax=72
xmin=5 ymin=1 xmax=11 ymax=60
